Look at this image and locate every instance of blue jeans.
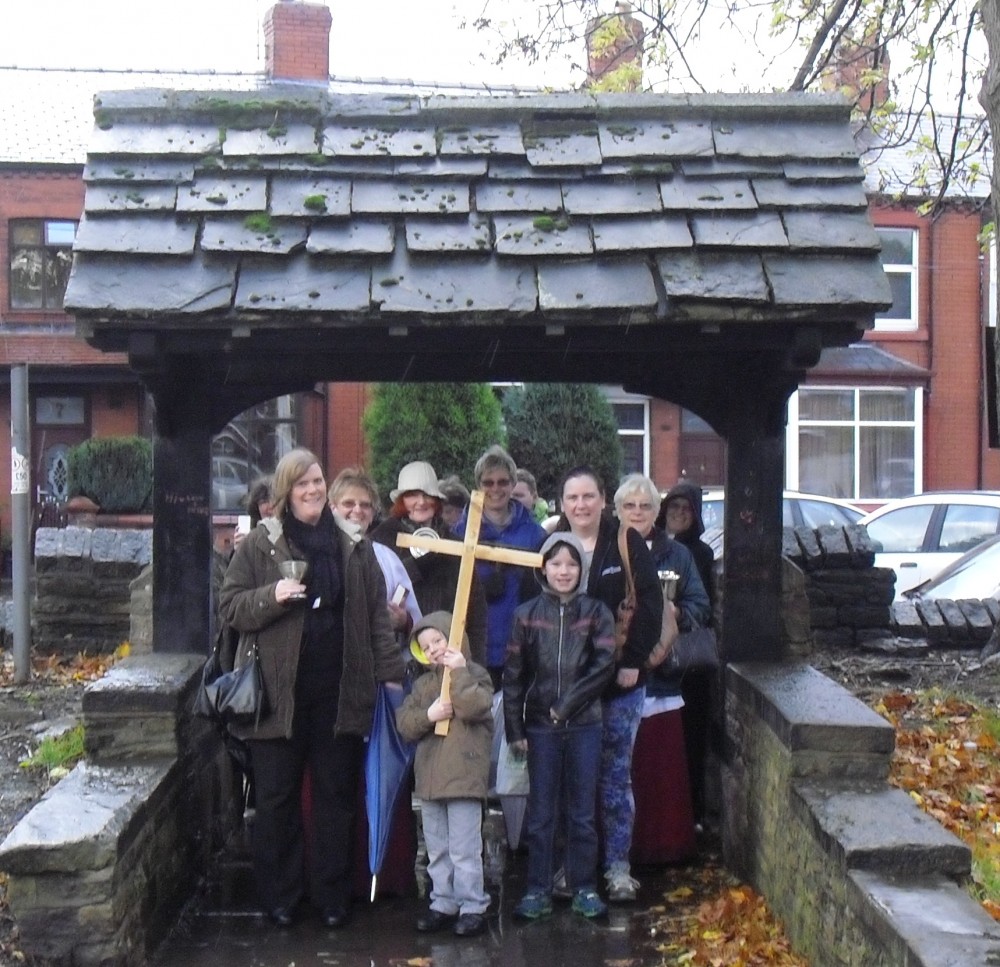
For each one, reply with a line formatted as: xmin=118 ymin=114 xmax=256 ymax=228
xmin=600 ymin=687 xmax=645 ymax=869
xmin=524 ymin=722 xmax=602 ymax=894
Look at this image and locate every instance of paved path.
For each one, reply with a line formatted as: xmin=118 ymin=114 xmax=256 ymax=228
xmin=152 ymin=819 xmax=693 ymax=966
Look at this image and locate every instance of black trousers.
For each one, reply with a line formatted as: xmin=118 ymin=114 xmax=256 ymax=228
xmin=249 ymin=695 xmax=364 ymax=912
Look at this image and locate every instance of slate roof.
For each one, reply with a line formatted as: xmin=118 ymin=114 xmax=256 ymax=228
xmin=64 ymin=86 xmax=892 ymax=343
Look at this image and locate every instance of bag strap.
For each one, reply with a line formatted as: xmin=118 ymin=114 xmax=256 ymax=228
xmin=618 ymin=527 xmax=636 ymax=601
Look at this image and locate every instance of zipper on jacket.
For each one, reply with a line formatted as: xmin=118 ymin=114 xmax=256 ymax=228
xmin=556 ymin=602 xmax=564 ymax=709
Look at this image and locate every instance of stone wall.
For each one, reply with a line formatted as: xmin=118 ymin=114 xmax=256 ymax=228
xmin=723 ymin=662 xmax=1000 ymax=966
xmin=0 ymin=654 xmax=238 ymax=966
xmin=783 ymin=523 xmax=998 ymax=652
xmin=34 ymin=526 xmax=152 ymax=655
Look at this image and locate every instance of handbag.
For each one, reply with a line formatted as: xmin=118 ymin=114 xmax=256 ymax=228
xmin=668 ymin=623 xmax=720 ymax=674
xmin=645 ymin=581 xmax=679 ymax=671
xmin=614 ymin=528 xmax=637 ymax=660
xmin=193 ymin=641 xmax=224 ymax=719
xmin=616 ymin=528 xmax=677 ymax=669
xmin=197 ymin=638 xmax=266 ymax=727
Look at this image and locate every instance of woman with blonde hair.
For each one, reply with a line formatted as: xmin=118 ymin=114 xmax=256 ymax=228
xmin=220 ymin=449 xmax=405 ymax=929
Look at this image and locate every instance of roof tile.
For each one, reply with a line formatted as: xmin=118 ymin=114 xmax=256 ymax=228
xmin=659 ymin=176 xmax=756 ymax=210
xmin=475 ymin=181 xmax=564 ymax=213
xmin=352 ymin=179 xmax=470 ymax=215
xmin=562 ymin=179 xmax=661 ymax=215
xmin=495 ymin=216 xmax=593 ymax=256
xmin=598 ymin=120 xmax=714 ymax=159
xmin=65 ymin=253 xmax=235 ymax=312
xmin=74 ymin=214 xmax=196 ymax=254
xmin=201 ymin=217 xmax=307 ymax=253
xmin=657 ymin=251 xmax=770 ymax=302
xmin=374 ymin=248 xmax=536 ymax=314
xmin=270 ymin=176 xmax=351 ymax=217
xmin=175 ymin=175 xmax=268 ymax=213
xmin=592 ymin=216 xmax=692 ymax=252
xmin=236 ymin=253 xmax=369 ymax=312
xmin=538 ymin=258 xmax=658 ymax=311
xmin=307 ymin=220 xmax=395 ymax=254
xmin=691 ymin=212 xmax=788 ymax=248
xmin=405 ymin=215 xmax=492 ymax=253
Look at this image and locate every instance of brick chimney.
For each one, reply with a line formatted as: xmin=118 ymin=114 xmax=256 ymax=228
xmin=823 ymin=36 xmax=891 ymax=114
xmin=585 ymin=2 xmax=644 ymax=91
xmin=264 ymin=1 xmax=332 ymax=82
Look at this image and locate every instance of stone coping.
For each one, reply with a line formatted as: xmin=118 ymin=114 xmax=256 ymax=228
xmin=727 ymin=661 xmax=894 ymax=755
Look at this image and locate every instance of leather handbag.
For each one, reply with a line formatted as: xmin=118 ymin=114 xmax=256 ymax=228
xmin=616 ymin=528 xmax=678 ymax=669
xmin=197 ymin=638 xmax=266 ymax=727
xmin=669 ymin=623 xmax=719 ymax=674
xmin=614 ymin=528 xmax=637 ymax=660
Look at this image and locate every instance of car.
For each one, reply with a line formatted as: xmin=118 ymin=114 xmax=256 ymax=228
xmin=698 ymin=490 xmax=864 ymax=560
xmin=904 ymin=534 xmax=1000 ymax=602
xmin=859 ymin=491 xmax=1000 ymax=599
xmin=211 ymin=456 xmax=256 ymax=510
xmin=699 ymin=489 xmax=864 ymax=533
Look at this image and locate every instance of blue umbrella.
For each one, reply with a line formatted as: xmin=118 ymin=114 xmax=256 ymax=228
xmin=365 ymin=683 xmax=417 ymax=901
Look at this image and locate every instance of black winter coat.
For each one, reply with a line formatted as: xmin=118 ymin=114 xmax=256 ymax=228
xmin=503 ymin=588 xmax=616 ymax=742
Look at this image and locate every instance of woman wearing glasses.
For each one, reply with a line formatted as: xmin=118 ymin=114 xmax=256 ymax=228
xmin=454 ymin=445 xmax=547 ymax=690
xmin=614 ymin=474 xmax=710 ymax=866
xmin=329 ymin=467 xmax=421 ymax=642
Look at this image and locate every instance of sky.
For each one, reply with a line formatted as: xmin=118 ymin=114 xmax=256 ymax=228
xmin=0 ymin=0 xmax=982 ymax=106
xmin=0 ymin=0 xmax=577 ymax=89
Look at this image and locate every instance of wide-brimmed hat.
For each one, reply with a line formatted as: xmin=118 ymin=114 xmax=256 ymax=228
xmin=390 ymin=461 xmax=446 ymax=502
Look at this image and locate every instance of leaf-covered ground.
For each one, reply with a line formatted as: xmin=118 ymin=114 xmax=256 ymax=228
xmin=2 ymin=650 xmax=999 ymax=966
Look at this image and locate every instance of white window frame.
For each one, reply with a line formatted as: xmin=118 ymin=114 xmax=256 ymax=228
xmin=786 ymin=385 xmax=924 ymax=501
xmin=602 ymin=388 xmax=650 ymax=477
xmin=874 ymin=226 xmax=919 ymax=333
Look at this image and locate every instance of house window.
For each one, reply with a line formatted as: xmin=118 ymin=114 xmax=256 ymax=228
xmin=874 ymin=227 xmax=918 ymax=332
xmin=9 ymin=219 xmax=77 ymax=309
xmin=211 ymin=394 xmax=304 ymax=510
xmin=787 ymin=386 xmax=922 ymax=501
xmin=610 ymin=399 xmax=649 ymax=476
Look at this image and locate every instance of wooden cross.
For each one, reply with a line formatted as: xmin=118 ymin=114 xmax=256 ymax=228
xmin=396 ymin=489 xmax=543 ymax=734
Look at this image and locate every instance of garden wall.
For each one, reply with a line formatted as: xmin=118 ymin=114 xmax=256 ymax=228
xmin=723 ymin=662 xmax=1000 ymax=966
xmin=33 ymin=526 xmax=151 ymax=655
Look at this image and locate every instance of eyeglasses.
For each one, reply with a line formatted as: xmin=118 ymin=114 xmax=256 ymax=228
xmin=622 ymin=501 xmax=654 ymax=512
xmin=338 ymin=499 xmax=374 ymax=512
xmin=667 ymin=503 xmax=693 ymax=515
xmin=480 ymin=478 xmax=512 ymax=489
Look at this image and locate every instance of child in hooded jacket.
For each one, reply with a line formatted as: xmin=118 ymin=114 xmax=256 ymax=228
xmin=396 ymin=611 xmax=494 ymax=938
xmin=503 ymin=532 xmax=617 ymax=921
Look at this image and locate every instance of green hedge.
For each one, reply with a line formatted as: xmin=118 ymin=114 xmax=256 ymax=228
xmin=67 ymin=436 xmax=153 ymax=513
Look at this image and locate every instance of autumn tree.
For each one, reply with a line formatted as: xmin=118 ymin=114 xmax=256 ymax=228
xmin=467 ymin=0 xmax=988 ymax=205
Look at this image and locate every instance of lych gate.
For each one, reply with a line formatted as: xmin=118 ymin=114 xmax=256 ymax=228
xmin=64 ymin=86 xmax=891 ymax=663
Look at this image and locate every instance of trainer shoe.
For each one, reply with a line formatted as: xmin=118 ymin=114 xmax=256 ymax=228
xmin=604 ymin=865 xmax=639 ymax=902
xmin=571 ymin=889 xmax=608 ymax=919
xmin=513 ymin=892 xmax=553 ymax=921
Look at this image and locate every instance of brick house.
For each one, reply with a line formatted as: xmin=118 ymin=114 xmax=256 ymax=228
xmin=0 ymin=0 xmax=994 ymax=540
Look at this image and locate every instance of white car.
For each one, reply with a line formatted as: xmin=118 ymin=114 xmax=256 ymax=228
xmin=699 ymin=490 xmax=864 ymax=559
xmin=860 ymin=492 xmax=1000 ymax=599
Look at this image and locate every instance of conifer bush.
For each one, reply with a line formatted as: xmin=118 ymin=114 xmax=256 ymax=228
xmin=503 ymin=384 xmax=623 ymax=503
xmin=67 ymin=435 xmax=153 ymax=513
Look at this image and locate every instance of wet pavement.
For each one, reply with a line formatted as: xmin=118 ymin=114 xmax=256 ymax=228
xmin=152 ymin=816 xmax=688 ymax=967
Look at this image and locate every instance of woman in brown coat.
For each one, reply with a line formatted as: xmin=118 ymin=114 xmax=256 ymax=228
xmin=220 ymin=448 xmax=404 ymax=930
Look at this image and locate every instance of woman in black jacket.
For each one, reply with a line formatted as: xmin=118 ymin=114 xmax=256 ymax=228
xmin=555 ymin=466 xmax=662 ymax=902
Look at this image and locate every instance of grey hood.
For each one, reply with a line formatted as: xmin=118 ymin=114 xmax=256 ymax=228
xmin=535 ymin=531 xmax=589 ymax=598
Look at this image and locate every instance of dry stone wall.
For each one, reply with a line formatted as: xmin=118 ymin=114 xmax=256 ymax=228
xmin=33 ymin=526 xmax=151 ymax=655
xmin=782 ymin=524 xmax=998 ymax=652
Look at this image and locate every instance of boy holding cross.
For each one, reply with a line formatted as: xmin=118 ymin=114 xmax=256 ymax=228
xmin=396 ymin=612 xmax=494 ymax=937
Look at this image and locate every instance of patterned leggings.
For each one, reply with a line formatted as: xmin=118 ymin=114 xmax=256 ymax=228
xmin=599 ymin=687 xmax=645 ymax=869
